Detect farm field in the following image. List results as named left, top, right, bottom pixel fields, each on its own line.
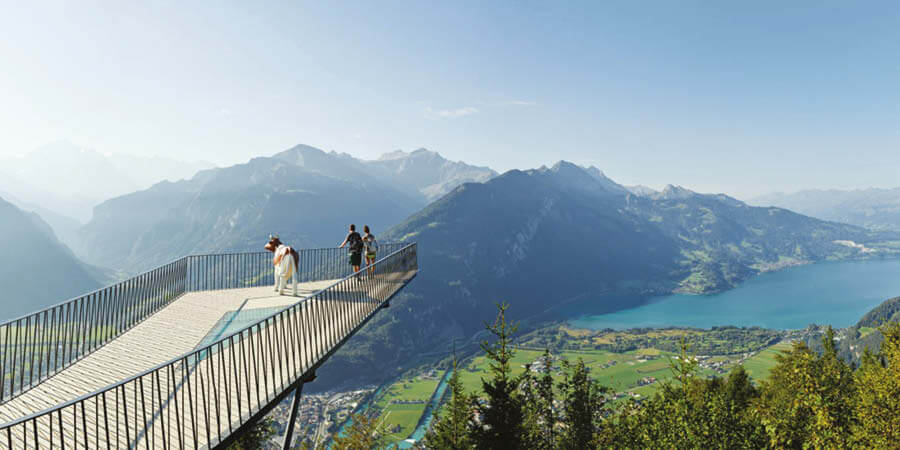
left=455, top=334, right=793, bottom=402
left=456, top=347, right=729, bottom=400
left=522, top=325, right=782, bottom=356
left=350, top=329, right=791, bottom=447
left=858, top=326, right=877, bottom=338
left=371, top=375, right=441, bottom=444
left=741, top=341, right=793, bottom=381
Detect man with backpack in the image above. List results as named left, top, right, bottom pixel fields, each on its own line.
left=339, top=224, right=364, bottom=278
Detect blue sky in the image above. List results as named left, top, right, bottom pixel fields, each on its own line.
left=1, top=1, right=898, bottom=197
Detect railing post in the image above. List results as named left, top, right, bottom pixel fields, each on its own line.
left=0, top=243, right=416, bottom=448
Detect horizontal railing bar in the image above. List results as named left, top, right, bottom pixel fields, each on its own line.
left=0, top=243, right=417, bottom=430
left=0, top=245, right=403, bottom=329
left=0, top=257, right=186, bottom=328
left=213, top=266, right=419, bottom=450
left=0, top=244, right=406, bottom=406
left=185, top=245, right=405, bottom=259
left=0, top=242, right=402, bottom=328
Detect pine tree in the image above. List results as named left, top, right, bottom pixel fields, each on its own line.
left=757, top=341, right=817, bottom=448
left=331, top=413, right=389, bottom=450
left=757, top=328, right=857, bottom=448
left=470, top=302, right=526, bottom=449
left=426, top=359, right=474, bottom=449
left=519, top=349, right=557, bottom=449
left=723, top=365, right=756, bottom=410
left=598, top=340, right=765, bottom=449
left=227, top=417, right=276, bottom=450
left=536, top=349, right=557, bottom=449
left=518, top=363, right=543, bottom=449
left=557, top=358, right=607, bottom=450
left=854, top=322, right=900, bottom=447
left=809, top=326, right=856, bottom=448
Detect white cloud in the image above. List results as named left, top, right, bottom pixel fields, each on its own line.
left=425, top=106, right=480, bottom=119
left=423, top=101, right=534, bottom=119
left=501, top=100, right=537, bottom=106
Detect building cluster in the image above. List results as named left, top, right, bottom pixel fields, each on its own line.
left=420, top=368, right=440, bottom=380
left=611, top=391, right=643, bottom=401
left=525, top=353, right=560, bottom=373
left=270, top=388, right=375, bottom=448
left=686, top=352, right=761, bottom=375
left=600, top=360, right=618, bottom=369
left=390, top=399, right=426, bottom=405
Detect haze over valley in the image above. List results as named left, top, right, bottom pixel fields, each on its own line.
left=750, top=188, right=900, bottom=232
left=4, top=141, right=900, bottom=381
left=0, top=141, right=214, bottom=222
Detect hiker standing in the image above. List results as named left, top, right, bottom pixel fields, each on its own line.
left=363, top=225, right=378, bottom=276
left=339, top=224, right=364, bottom=278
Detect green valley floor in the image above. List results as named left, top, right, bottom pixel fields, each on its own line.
left=334, top=324, right=799, bottom=448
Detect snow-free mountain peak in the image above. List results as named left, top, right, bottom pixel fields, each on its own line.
left=76, top=144, right=494, bottom=271
left=658, top=184, right=696, bottom=200
left=627, top=185, right=659, bottom=197
left=534, top=161, right=628, bottom=195
left=367, top=147, right=496, bottom=201
left=377, top=148, right=440, bottom=161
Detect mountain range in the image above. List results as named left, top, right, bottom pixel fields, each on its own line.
left=74, top=144, right=495, bottom=272
left=315, top=161, right=898, bottom=389
left=366, top=149, right=496, bottom=202
left=5, top=142, right=897, bottom=392
left=750, top=188, right=900, bottom=232
left=0, top=197, right=105, bottom=321
left=0, top=141, right=215, bottom=223
left=0, top=190, right=85, bottom=250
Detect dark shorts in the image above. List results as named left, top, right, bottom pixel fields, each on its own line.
left=349, top=252, right=362, bottom=266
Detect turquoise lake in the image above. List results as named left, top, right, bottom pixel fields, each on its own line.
left=567, top=258, right=900, bottom=330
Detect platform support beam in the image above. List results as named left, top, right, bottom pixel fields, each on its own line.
left=281, top=382, right=305, bottom=450
left=281, top=371, right=317, bottom=450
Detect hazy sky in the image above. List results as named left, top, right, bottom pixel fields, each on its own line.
left=2, top=1, right=899, bottom=198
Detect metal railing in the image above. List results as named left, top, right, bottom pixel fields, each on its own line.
left=0, top=242, right=417, bottom=448
left=0, top=243, right=408, bottom=405
left=0, top=259, right=188, bottom=405
left=184, top=244, right=407, bottom=292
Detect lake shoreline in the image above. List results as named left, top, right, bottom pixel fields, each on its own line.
left=565, top=257, right=900, bottom=331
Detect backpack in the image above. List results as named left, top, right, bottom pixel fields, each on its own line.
left=348, top=233, right=364, bottom=253
left=366, top=236, right=378, bottom=253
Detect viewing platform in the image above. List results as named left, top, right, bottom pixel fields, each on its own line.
left=0, top=243, right=418, bottom=449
